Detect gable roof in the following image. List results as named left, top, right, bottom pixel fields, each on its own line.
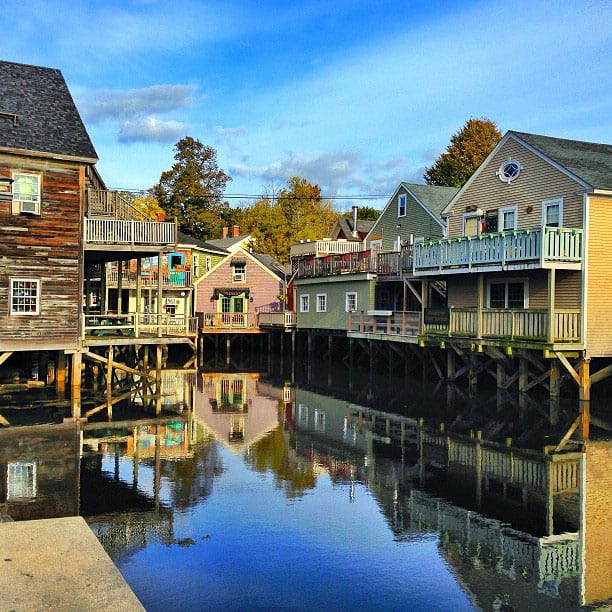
left=249, top=251, right=288, bottom=281
left=0, top=60, right=97, bottom=161
left=176, top=231, right=228, bottom=254
left=207, top=234, right=251, bottom=252
left=509, top=131, right=612, bottom=191
left=401, top=182, right=459, bottom=217
left=332, top=217, right=375, bottom=240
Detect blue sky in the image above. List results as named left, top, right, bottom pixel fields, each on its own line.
left=4, top=0, right=611, bottom=210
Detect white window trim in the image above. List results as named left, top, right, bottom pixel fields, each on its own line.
left=369, top=239, right=383, bottom=253
left=542, top=198, right=563, bottom=227
left=498, top=205, right=518, bottom=231
left=345, top=292, right=358, bottom=312
left=316, top=293, right=327, bottom=313
left=7, top=462, right=37, bottom=500
left=205, top=256, right=212, bottom=271
left=398, top=194, right=407, bottom=218
left=300, top=294, right=310, bottom=313
left=10, top=278, right=41, bottom=315
left=462, top=212, right=482, bottom=236
left=232, top=264, right=246, bottom=282
left=486, top=278, right=529, bottom=309
left=12, top=172, right=42, bottom=215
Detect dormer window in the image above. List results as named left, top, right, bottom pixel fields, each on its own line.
left=12, top=173, right=41, bottom=215
left=232, top=262, right=246, bottom=282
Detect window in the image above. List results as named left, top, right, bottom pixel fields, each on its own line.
left=192, top=254, right=200, bottom=276
left=463, top=213, right=481, bottom=236
left=316, top=294, right=327, bottom=313
left=232, top=263, right=246, bottom=282
left=542, top=198, right=563, bottom=227
left=487, top=279, right=528, bottom=309
left=298, top=404, right=309, bottom=426
left=10, top=278, right=40, bottom=315
left=345, top=292, right=357, bottom=312
left=206, top=256, right=212, bottom=271
left=314, top=409, right=326, bottom=432
left=7, top=462, right=37, bottom=500
left=12, top=173, right=41, bottom=215
left=221, top=296, right=231, bottom=313
left=497, top=160, right=521, bottom=183
left=300, top=294, right=310, bottom=313
left=398, top=194, right=407, bottom=217
left=169, top=253, right=184, bottom=269
left=499, top=206, right=518, bottom=231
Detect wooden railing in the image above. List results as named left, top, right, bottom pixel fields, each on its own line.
left=295, top=250, right=374, bottom=278
left=83, top=313, right=198, bottom=338
left=376, top=245, right=414, bottom=276
left=348, top=310, right=421, bottom=336
left=201, top=312, right=254, bottom=329
left=290, top=239, right=363, bottom=258
left=87, top=189, right=150, bottom=221
left=424, top=308, right=581, bottom=343
left=258, top=311, right=297, bottom=328
left=85, top=218, right=177, bottom=245
left=414, top=227, right=583, bottom=274
left=106, top=269, right=192, bottom=288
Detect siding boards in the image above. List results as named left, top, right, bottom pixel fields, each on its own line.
left=368, top=186, right=445, bottom=251
left=0, top=155, right=83, bottom=349
left=447, top=139, right=584, bottom=237
left=586, top=196, right=612, bottom=356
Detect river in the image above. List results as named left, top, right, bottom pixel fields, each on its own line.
left=0, top=353, right=610, bottom=611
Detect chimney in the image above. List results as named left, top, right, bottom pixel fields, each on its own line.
left=352, top=206, right=359, bottom=238
left=222, top=227, right=228, bottom=238
left=232, top=225, right=240, bottom=237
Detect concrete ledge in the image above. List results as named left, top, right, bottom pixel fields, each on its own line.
left=0, top=516, right=144, bottom=611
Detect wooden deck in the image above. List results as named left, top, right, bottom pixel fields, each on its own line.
left=414, top=226, right=583, bottom=275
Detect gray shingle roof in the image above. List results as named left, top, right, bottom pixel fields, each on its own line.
left=176, top=231, right=228, bottom=254
left=249, top=252, right=288, bottom=280
left=207, top=235, right=249, bottom=249
left=511, top=131, right=612, bottom=190
left=0, top=60, right=97, bottom=160
left=402, top=182, right=459, bottom=216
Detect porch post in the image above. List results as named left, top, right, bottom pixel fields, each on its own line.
left=476, top=273, right=483, bottom=339
left=420, top=280, right=428, bottom=335
left=136, top=258, right=142, bottom=337
left=157, top=250, right=164, bottom=337
left=101, top=262, right=108, bottom=314
left=117, top=260, right=123, bottom=314
left=547, top=268, right=556, bottom=344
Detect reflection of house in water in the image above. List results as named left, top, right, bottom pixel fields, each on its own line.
left=289, top=387, right=611, bottom=609
left=0, top=425, right=80, bottom=521
left=195, top=373, right=281, bottom=452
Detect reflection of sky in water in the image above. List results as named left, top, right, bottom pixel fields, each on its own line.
left=120, top=442, right=473, bottom=612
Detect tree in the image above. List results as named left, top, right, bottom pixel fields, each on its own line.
left=153, top=136, right=232, bottom=240
left=342, top=205, right=380, bottom=221
left=238, top=176, right=340, bottom=263
left=424, top=118, right=502, bottom=188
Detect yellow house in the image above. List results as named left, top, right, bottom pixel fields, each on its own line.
left=413, top=131, right=612, bottom=400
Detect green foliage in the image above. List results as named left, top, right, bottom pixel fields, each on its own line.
left=424, top=118, right=502, bottom=188
left=238, top=176, right=340, bottom=263
left=342, top=205, right=380, bottom=221
left=153, top=136, right=232, bottom=240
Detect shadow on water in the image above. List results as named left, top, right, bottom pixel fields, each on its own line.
left=0, top=351, right=610, bottom=610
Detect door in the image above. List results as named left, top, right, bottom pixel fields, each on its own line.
left=219, top=294, right=246, bottom=327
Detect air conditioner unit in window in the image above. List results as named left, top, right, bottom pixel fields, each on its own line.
left=19, top=200, right=38, bottom=214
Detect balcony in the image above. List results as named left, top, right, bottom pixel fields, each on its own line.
left=107, top=269, right=192, bottom=289
left=85, top=189, right=177, bottom=248
left=201, top=313, right=255, bottom=330
left=83, top=313, right=198, bottom=340
left=258, top=311, right=297, bottom=328
left=414, top=227, right=583, bottom=275
left=290, top=239, right=363, bottom=258
left=423, top=307, right=582, bottom=345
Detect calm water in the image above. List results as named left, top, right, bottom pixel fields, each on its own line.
left=1, top=355, right=610, bottom=611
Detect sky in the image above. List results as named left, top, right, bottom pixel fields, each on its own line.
left=3, top=0, right=611, bottom=211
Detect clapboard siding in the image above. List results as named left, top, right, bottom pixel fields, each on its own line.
left=447, top=138, right=584, bottom=237
left=0, top=154, right=83, bottom=349
left=586, top=196, right=612, bottom=356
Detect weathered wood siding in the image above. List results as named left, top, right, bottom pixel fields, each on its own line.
left=195, top=250, right=283, bottom=318
left=0, top=154, right=84, bottom=351
left=586, top=195, right=612, bottom=356
left=446, top=137, right=584, bottom=237
left=367, top=186, right=445, bottom=251
left=295, top=276, right=374, bottom=330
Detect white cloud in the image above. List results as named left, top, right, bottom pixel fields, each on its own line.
left=80, top=84, right=196, bottom=123
left=118, top=117, right=187, bottom=143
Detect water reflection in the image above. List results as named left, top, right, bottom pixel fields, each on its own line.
left=0, top=366, right=610, bottom=610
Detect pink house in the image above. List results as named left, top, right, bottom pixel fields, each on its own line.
left=193, top=237, right=287, bottom=330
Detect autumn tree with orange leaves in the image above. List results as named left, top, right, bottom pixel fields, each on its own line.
left=424, top=118, right=502, bottom=188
